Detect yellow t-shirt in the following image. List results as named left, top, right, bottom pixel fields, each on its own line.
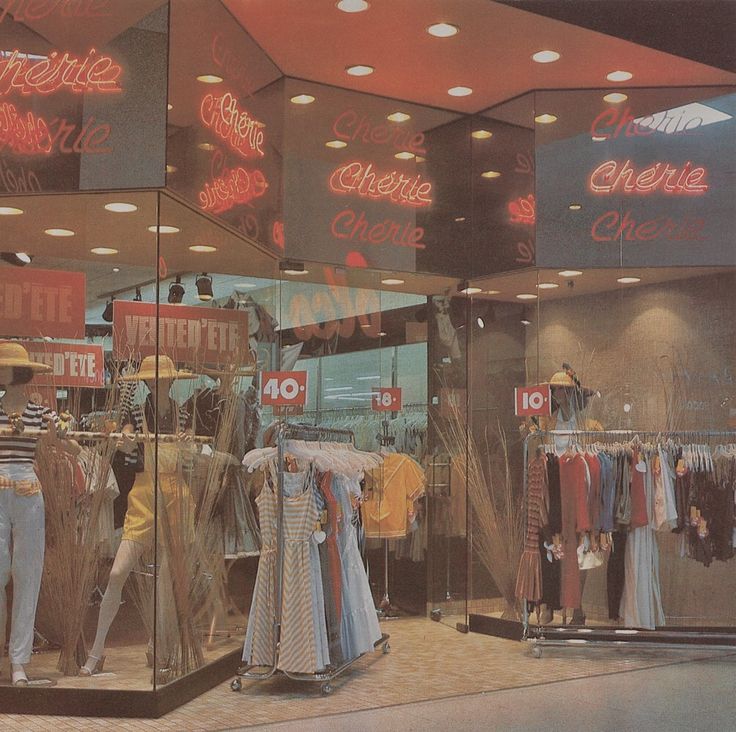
left=362, top=453, right=426, bottom=539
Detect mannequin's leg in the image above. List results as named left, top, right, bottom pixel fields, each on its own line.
left=0, top=493, right=11, bottom=666
left=82, top=539, right=143, bottom=673
left=8, top=492, right=45, bottom=684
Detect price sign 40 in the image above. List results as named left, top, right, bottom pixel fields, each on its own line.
left=261, top=371, right=307, bottom=406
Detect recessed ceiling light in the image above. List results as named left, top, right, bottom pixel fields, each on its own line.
left=415, top=155, right=426, bottom=163
left=568, top=203, right=582, bottom=211
left=591, top=136, right=606, bottom=142
left=535, top=113, right=557, bottom=124
left=617, top=276, right=641, bottom=284
left=346, top=64, right=374, bottom=76
left=378, top=330, right=388, bottom=336
left=454, top=216, right=466, bottom=222
left=283, top=268, right=309, bottom=276
left=148, top=225, right=180, bottom=234
left=537, top=282, right=559, bottom=289
left=476, top=316, right=485, bottom=328
left=0, top=206, right=23, bottom=215
left=90, top=247, right=118, bottom=255
left=387, top=111, right=410, bottom=122
left=558, top=270, right=583, bottom=277
left=427, top=22, right=459, bottom=37
left=336, top=0, right=369, bottom=12
left=516, top=293, right=538, bottom=300
left=325, top=139, right=348, bottom=148
left=603, top=92, right=628, bottom=103
left=607, top=70, right=633, bottom=82
left=112, top=267, right=120, bottom=272
left=44, top=228, right=74, bottom=237
left=105, top=202, right=138, bottom=213
left=481, top=170, right=501, bottom=178
left=460, top=286, right=482, bottom=295
left=521, top=318, right=532, bottom=326
left=197, top=74, right=223, bottom=83
left=189, top=244, right=217, bottom=253
left=532, top=50, right=561, bottom=63
left=166, top=164, right=177, bottom=173
left=394, top=151, right=415, bottom=160
left=167, top=103, right=173, bottom=110
left=290, top=94, right=315, bottom=105
left=448, top=86, right=472, bottom=97
left=471, top=129, right=493, bottom=139
left=198, top=142, right=216, bottom=151
left=381, top=278, right=405, bottom=285
left=484, top=290, right=501, bottom=295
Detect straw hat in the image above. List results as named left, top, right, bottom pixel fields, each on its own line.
left=121, top=355, right=197, bottom=381
left=0, top=342, right=52, bottom=373
left=543, top=368, right=596, bottom=396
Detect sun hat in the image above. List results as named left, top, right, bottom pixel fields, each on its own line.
left=0, top=342, right=52, bottom=373
left=543, top=364, right=596, bottom=396
left=121, top=354, right=197, bottom=381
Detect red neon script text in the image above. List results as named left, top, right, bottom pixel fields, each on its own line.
left=591, top=210, right=706, bottom=242
left=330, top=162, right=432, bottom=208
left=0, top=0, right=111, bottom=23
left=0, top=48, right=122, bottom=96
left=200, top=91, right=265, bottom=159
left=0, top=102, right=51, bottom=154
left=508, top=194, right=535, bottom=225
left=589, top=159, right=708, bottom=195
left=331, top=209, right=425, bottom=249
left=332, top=110, right=426, bottom=153
left=198, top=167, right=268, bottom=214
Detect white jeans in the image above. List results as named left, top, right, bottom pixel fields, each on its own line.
left=0, top=489, right=45, bottom=665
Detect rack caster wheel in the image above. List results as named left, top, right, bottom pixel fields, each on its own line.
left=382, top=642, right=391, bottom=654
left=531, top=646, right=542, bottom=659
left=320, top=682, right=333, bottom=696
left=231, top=677, right=242, bottom=691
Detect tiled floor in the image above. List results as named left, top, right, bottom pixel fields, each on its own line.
left=0, top=617, right=732, bottom=731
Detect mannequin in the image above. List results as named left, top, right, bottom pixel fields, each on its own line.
left=81, top=355, right=196, bottom=677
left=0, top=342, right=77, bottom=686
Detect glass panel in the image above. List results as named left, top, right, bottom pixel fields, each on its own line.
left=0, top=189, right=158, bottom=688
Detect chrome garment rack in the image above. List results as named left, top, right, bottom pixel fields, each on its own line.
left=521, top=429, right=736, bottom=658
left=232, top=422, right=390, bottom=696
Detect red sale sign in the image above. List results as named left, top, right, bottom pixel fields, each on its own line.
left=22, top=340, right=104, bottom=388
left=261, top=371, right=307, bottom=407
left=0, top=268, right=86, bottom=339
left=371, top=387, right=402, bottom=412
left=112, top=300, right=249, bottom=365
left=514, top=385, right=552, bottom=417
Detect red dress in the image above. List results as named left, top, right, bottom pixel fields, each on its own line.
left=630, top=449, right=649, bottom=529
left=560, top=453, right=590, bottom=609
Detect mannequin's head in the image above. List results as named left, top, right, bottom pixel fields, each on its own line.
left=0, top=366, right=34, bottom=389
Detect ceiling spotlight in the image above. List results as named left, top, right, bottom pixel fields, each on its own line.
left=458, top=281, right=482, bottom=295
left=168, top=275, right=185, bottom=304
left=346, top=64, right=374, bottom=76
left=112, top=267, right=120, bottom=273
left=516, top=293, right=538, bottom=300
left=427, top=22, right=459, bottom=37
left=198, top=142, right=216, bottom=151
left=607, top=70, right=633, bottom=82
left=102, top=297, right=114, bottom=322
left=381, top=278, right=405, bottom=285
left=481, top=170, right=501, bottom=178
left=1, top=252, right=32, bottom=266
left=44, top=228, right=75, bottom=237
left=105, top=202, right=138, bottom=213
left=394, top=151, right=415, bottom=160
left=325, top=139, right=348, bottom=148
left=617, top=276, right=641, bottom=284
left=336, top=0, right=369, bottom=12
left=476, top=316, right=485, bottom=328
left=196, top=74, right=223, bottom=83
left=166, top=164, right=178, bottom=173
left=568, top=203, right=582, bottom=211
left=591, top=136, right=607, bottom=142
left=189, top=244, right=217, bottom=252
left=484, top=290, right=501, bottom=295
left=535, top=113, right=557, bottom=124
left=134, top=287, right=142, bottom=301
left=90, top=247, right=118, bottom=255
left=290, top=94, right=316, bottom=105
left=167, top=103, right=173, bottom=110
left=387, top=112, right=411, bottom=122
left=378, top=330, right=388, bottom=337
left=532, top=50, right=560, bottom=63
left=0, top=207, right=23, bottom=215
left=448, top=86, right=472, bottom=97
left=558, top=270, right=583, bottom=277
left=148, top=225, right=180, bottom=234
left=471, top=130, right=493, bottom=139
left=603, top=92, right=628, bottom=104
left=196, top=273, right=213, bottom=301
left=454, top=216, right=466, bottom=222
left=537, top=282, right=559, bottom=290
left=521, top=318, right=532, bottom=326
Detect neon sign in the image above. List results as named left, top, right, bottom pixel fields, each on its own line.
left=200, top=91, right=265, bottom=159
left=331, top=209, right=425, bottom=249
left=198, top=166, right=268, bottom=214
left=329, top=161, right=432, bottom=207
left=588, top=159, right=708, bottom=195
left=0, top=0, right=112, bottom=23
left=0, top=48, right=122, bottom=96
left=508, top=194, right=535, bottom=225
left=591, top=210, right=706, bottom=242
left=332, top=110, right=426, bottom=154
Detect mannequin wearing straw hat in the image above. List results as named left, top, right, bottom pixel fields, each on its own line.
left=81, top=355, right=196, bottom=677
left=0, top=342, right=75, bottom=686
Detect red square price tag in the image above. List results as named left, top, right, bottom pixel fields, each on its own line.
left=514, top=385, right=552, bottom=417
left=372, top=387, right=402, bottom=412
left=261, top=371, right=308, bottom=407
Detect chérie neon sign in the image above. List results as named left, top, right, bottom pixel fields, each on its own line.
left=508, top=194, right=535, bottom=225
left=0, top=0, right=112, bottom=23
left=329, top=161, right=432, bottom=208
left=198, top=166, right=268, bottom=214
left=588, top=159, right=708, bottom=195
left=332, top=110, right=426, bottom=154
left=200, top=91, right=265, bottom=159
left=0, top=48, right=122, bottom=96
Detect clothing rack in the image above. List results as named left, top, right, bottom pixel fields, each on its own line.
left=233, top=421, right=390, bottom=695
left=0, top=428, right=213, bottom=443
left=522, top=429, right=736, bottom=658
